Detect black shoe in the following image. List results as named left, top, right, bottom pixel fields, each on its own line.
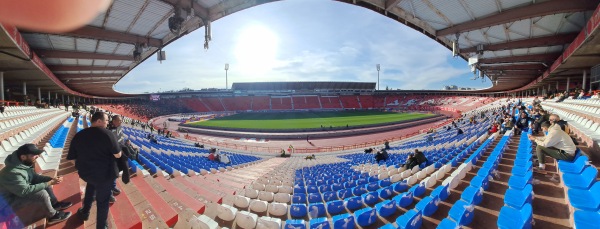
left=48, top=211, right=72, bottom=224
left=109, top=195, right=116, bottom=204
left=112, top=187, right=121, bottom=195
left=77, top=208, right=89, bottom=221
left=52, top=201, right=73, bottom=211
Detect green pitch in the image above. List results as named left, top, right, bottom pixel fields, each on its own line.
left=188, top=111, right=434, bottom=130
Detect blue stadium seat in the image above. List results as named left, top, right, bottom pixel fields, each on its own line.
left=378, top=178, right=391, bottom=188
left=309, top=217, right=330, bottom=229
left=511, top=161, right=532, bottom=177
left=361, top=191, right=379, bottom=205
left=375, top=200, right=396, bottom=217
left=393, top=181, right=409, bottom=193
left=332, top=213, right=355, bottom=229
left=568, top=182, right=600, bottom=211
left=345, top=196, right=363, bottom=210
left=409, top=184, right=425, bottom=197
left=437, top=218, right=459, bottom=229
left=395, top=209, right=422, bottom=229
left=319, top=185, right=331, bottom=193
left=461, top=186, right=483, bottom=205
left=322, top=191, right=338, bottom=202
left=563, top=166, right=597, bottom=190
left=507, top=171, right=533, bottom=190
left=573, top=210, right=600, bottom=229
left=504, top=184, right=533, bottom=209
left=331, top=183, right=344, bottom=191
left=393, top=192, right=414, bottom=208
left=470, top=175, right=489, bottom=190
left=307, top=185, right=319, bottom=193
left=430, top=185, right=449, bottom=201
left=308, top=203, right=326, bottom=218
left=326, top=200, right=345, bottom=215
left=351, top=186, right=368, bottom=196
left=290, top=204, right=308, bottom=218
left=448, top=200, right=474, bottom=226
left=286, top=219, right=306, bottom=229
left=377, top=187, right=394, bottom=199
left=293, top=194, right=307, bottom=204
left=308, top=193, right=323, bottom=203
left=379, top=223, right=395, bottom=229
left=355, top=207, right=377, bottom=227
left=338, top=189, right=353, bottom=199
left=294, top=186, right=306, bottom=194
left=497, top=203, right=532, bottom=229
left=558, top=154, right=587, bottom=174
left=415, top=196, right=440, bottom=216
left=366, top=182, right=380, bottom=191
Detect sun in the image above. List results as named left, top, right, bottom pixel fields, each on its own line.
left=234, top=24, right=279, bottom=73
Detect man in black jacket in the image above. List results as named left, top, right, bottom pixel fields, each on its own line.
left=67, top=111, right=122, bottom=229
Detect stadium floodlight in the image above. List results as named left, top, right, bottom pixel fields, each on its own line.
left=376, top=64, right=380, bottom=90
left=225, top=63, right=229, bottom=90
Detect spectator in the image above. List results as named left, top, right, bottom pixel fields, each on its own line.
left=514, top=112, right=531, bottom=135
left=403, top=154, right=415, bottom=169
left=384, top=140, right=390, bottom=150
left=364, top=148, right=373, bottom=154
left=427, top=134, right=433, bottom=142
left=528, top=120, right=576, bottom=174
left=67, top=111, right=122, bottom=228
left=123, top=139, right=140, bottom=162
left=0, top=144, right=72, bottom=225
left=456, top=128, right=464, bottom=136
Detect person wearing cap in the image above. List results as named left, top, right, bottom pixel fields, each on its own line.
left=528, top=117, right=577, bottom=174
left=0, top=144, right=72, bottom=225
left=67, top=111, right=121, bottom=229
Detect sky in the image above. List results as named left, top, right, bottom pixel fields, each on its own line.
left=114, top=0, right=492, bottom=94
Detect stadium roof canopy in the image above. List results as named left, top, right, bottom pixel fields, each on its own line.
left=0, top=0, right=599, bottom=98
left=232, top=82, right=376, bottom=91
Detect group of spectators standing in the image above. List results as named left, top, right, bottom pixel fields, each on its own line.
left=0, top=110, right=143, bottom=228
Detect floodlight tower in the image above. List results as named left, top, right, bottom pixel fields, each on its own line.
left=376, top=64, right=380, bottom=90
left=225, top=63, right=229, bottom=90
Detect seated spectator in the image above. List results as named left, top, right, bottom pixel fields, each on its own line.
left=304, top=154, right=316, bottom=160
left=414, top=149, right=428, bottom=166
left=123, top=139, right=140, bottom=162
left=208, top=148, right=220, bottom=162
left=375, top=149, right=389, bottom=163
left=403, top=154, right=415, bottom=169
left=591, top=91, right=599, bottom=99
left=514, top=112, right=531, bottom=135
left=364, top=148, right=373, bottom=154
left=528, top=120, right=576, bottom=174
left=456, top=128, right=464, bottom=136
left=427, top=134, right=433, bottom=142
left=384, top=141, right=390, bottom=150
left=0, top=144, right=73, bottom=225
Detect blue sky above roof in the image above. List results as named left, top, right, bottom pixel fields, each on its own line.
left=115, top=0, right=492, bottom=93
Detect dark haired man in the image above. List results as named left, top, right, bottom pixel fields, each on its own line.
left=68, top=111, right=122, bottom=229
left=0, top=144, right=72, bottom=225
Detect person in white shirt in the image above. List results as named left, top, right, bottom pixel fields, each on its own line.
left=528, top=114, right=576, bottom=174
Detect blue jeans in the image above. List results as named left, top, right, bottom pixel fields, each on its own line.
left=81, top=179, right=113, bottom=229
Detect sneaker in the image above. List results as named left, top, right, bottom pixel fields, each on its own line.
left=112, top=187, right=121, bottom=195
left=47, top=211, right=72, bottom=224
left=77, top=208, right=89, bottom=221
left=52, top=201, right=73, bottom=211
left=109, top=195, right=116, bottom=204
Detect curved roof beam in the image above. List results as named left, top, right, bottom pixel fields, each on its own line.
left=47, top=65, right=128, bottom=71
left=479, top=53, right=561, bottom=64
left=461, top=33, right=578, bottom=53
left=26, top=26, right=163, bottom=47
left=36, top=49, right=133, bottom=61
left=385, top=0, right=403, bottom=11
left=437, top=0, right=598, bottom=36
